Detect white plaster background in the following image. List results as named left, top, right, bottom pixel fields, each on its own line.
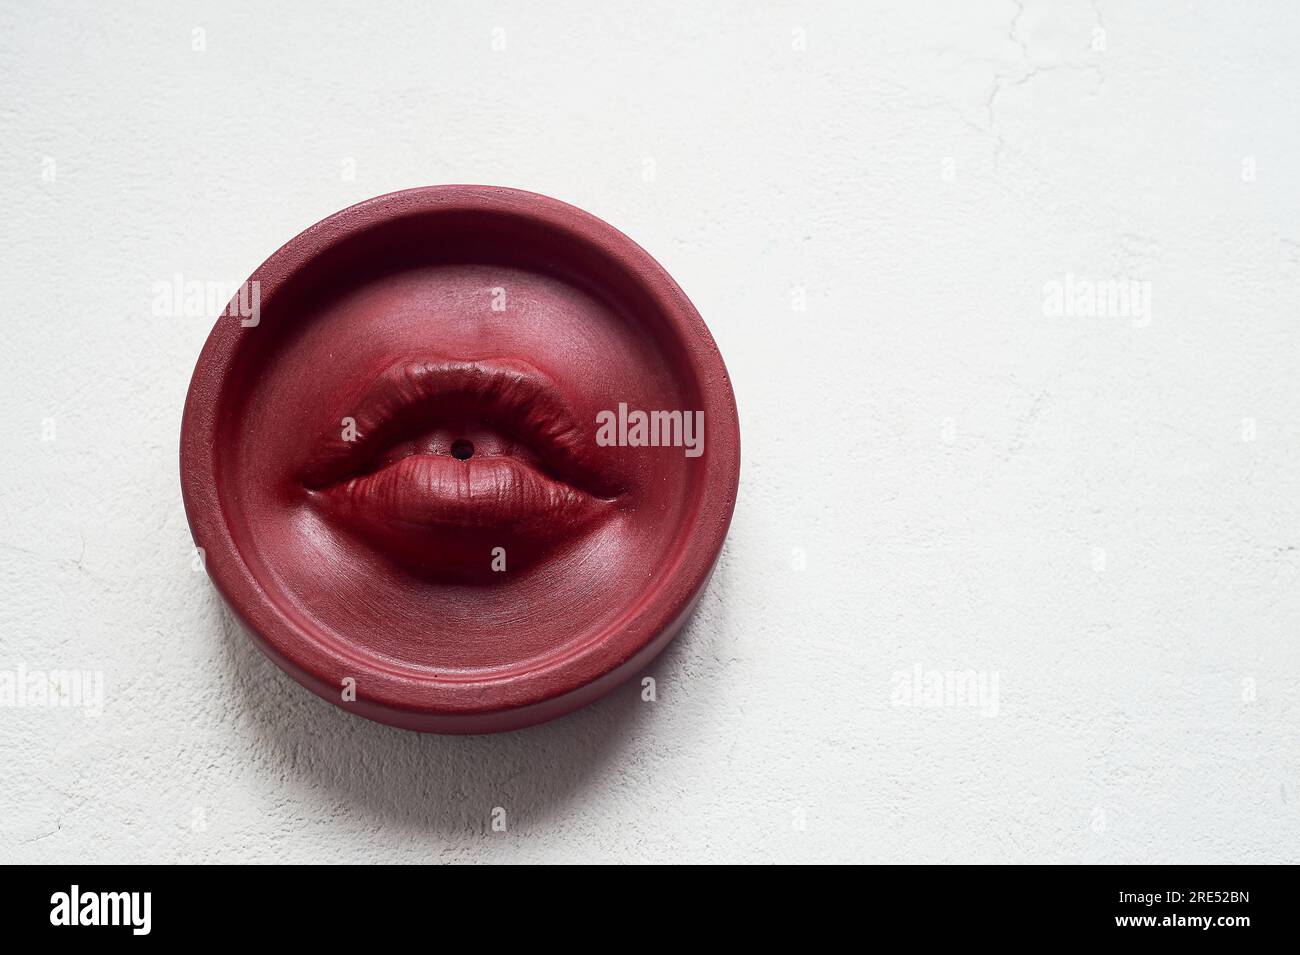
left=2, top=0, right=1297, bottom=864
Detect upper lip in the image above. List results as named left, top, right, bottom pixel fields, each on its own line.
left=301, top=358, right=620, bottom=529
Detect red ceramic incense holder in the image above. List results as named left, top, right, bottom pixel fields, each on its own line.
left=180, top=186, right=740, bottom=733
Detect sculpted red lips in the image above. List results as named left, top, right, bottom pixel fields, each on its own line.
left=301, top=358, right=621, bottom=572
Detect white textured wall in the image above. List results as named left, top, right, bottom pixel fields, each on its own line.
left=2, top=0, right=1297, bottom=864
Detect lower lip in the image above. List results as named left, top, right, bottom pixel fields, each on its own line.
left=324, top=453, right=600, bottom=532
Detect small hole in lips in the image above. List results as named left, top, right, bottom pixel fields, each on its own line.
left=451, top=438, right=474, bottom=460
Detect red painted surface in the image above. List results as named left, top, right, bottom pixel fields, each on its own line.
left=180, top=185, right=740, bottom=733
